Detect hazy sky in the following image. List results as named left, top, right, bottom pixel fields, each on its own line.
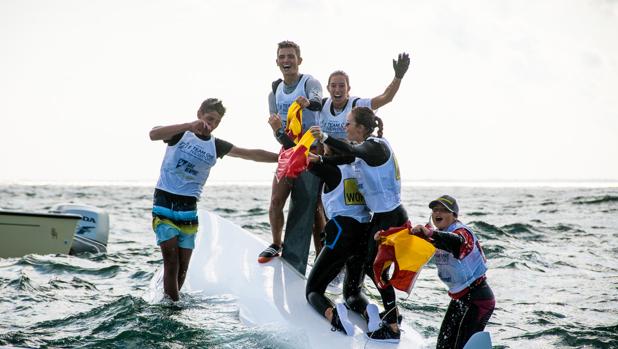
left=1, top=0, right=617, bottom=183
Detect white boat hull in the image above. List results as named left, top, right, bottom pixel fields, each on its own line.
left=149, top=210, right=427, bottom=348
left=0, top=211, right=81, bottom=258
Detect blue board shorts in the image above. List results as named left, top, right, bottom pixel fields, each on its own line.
left=152, top=189, right=198, bottom=250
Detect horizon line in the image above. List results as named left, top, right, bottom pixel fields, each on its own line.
left=1, top=179, right=617, bottom=188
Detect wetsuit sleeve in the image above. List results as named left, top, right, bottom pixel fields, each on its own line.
left=305, top=76, right=323, bottom=112
left=308, top=162, right=341, bottom=192
left=322, top=154, right=355, bottom=166
left=431, top=228, right=473, bottom=259
left=214, top=138, right=234, bottom=158
left=276, top=131, right=296, bottom=149
left=164, top=132, right=184, bottom=146
left=324, top=137, right=390, bottom=166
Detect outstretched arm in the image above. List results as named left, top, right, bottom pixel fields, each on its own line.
left=309, top=126, right=390, bottom=166
left=370, top=52, right=410, bottom=110
left=226, top=146, right=279, bottom=163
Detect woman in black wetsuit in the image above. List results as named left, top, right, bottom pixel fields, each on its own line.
left=304, top=146, right=382, bottom=336
left=267, top=116, right=382, bottom=336
left=310, top=107, right=408, bottom=343
left=412, top=195, right=495, bottom=349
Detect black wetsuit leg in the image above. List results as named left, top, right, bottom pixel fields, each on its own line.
left=342, top=223, right=371, bottom=314
left=436, top=280, right=496, bottom=349
left=365, top=205, right=409, bottom=324
left=306, top=216, right=369, bottom=317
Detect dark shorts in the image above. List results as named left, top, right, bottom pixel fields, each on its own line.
left=152, top=189, right=198, bottom=249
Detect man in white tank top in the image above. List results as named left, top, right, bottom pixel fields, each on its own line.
left=259, top=41, right=324, bottom=276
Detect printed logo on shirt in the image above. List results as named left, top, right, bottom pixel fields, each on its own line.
left=176, top=159, right=198, bottom=176
left=434, top=251, right=449, bottom=265
left=277, top=102, right=292, bottom=118
left=322, top=120, right=345, bottom=135
left=177, top=141, right=216, bottom=165
left=343, top=178, right=366, bottom=205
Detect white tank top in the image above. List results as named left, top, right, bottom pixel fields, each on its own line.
left=156, top=132, right=217, bottom=198
left=319, top=97, right=371, bottom=140
left=433, top=221, right=488, bottom=293
left=321, top=164, right=371, bottom=223
left=352, top=137, right=401, bottom=213
left=275, top=74, right=319, bottom=132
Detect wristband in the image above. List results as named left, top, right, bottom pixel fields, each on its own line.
left=275, top=127, right=285, bottom=138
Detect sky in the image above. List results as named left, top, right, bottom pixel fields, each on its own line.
left=1, top=0, right=617, bottom=184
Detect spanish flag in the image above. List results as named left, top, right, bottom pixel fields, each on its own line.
left=373, top=222, right=436, bottom=294
left=276, top=130, right=315, bottom=181
left=286, top=101, right=303, bottom=143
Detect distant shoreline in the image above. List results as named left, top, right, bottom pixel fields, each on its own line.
left=1, top=179, right=617, bottom=188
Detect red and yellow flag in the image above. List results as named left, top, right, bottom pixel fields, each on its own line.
left=285, top=101, right=303, bottom=143
left=276, top=130, right=315, bottom=181
left=373, top=222, right=436, bottom=294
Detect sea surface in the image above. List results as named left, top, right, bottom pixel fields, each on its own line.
left=0, top=183, right=617, bottom=349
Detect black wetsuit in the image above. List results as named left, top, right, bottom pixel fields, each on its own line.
left=429, top=229, right=496, bottom=349
left=305, top=157, right=372, bottom=316
left=323, top=136, right=407, bottom=325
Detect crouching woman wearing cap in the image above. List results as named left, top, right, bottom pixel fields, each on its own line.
left=412, top=195, right=495, bottom=349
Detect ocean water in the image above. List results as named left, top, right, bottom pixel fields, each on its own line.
left=1, top=183, right=617, bottom=349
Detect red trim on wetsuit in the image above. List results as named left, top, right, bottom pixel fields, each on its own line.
left=454, top=227, right=475, bottom=259
left=447, top=228, right=486, bottom=300
left=448, top=275, right=487, bottom=300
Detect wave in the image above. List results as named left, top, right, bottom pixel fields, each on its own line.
left=547, top=223, right=587, bottom=235
left=496, top=260, right=546, bottom=272
left=244, top=207, right=268, bottom=216
left=242, top=222, right=270, bottom=231
left=469, top=221, right=546, bottom=241
left=468, top=221, right=505, bottom=238
left=571, top=195, right=618, bottom=205
left=213, top=207, right=238, bottom=214
left=0, top=294, right=306, bottom=349
left=16, top=255, right=120, bottom=277
left=516, top=323, right=618, bottom=348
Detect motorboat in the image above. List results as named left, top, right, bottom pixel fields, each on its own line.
left=0, top=204, right=110, bottom=258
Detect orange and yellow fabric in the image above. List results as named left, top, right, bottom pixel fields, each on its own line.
left=276, top=130, right=315, bottom=181
left=373, top=222, right=436, bottom=294
left=285, top=101, right=303, bottom=143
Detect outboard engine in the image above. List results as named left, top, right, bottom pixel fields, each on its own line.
left=51, top=203, right=110, bottom=254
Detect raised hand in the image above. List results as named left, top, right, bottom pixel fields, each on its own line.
left=393, top=52, right=410, bottom=79
left=190, top=119, right=209, bottom=136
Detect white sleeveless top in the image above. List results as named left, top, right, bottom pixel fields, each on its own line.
left=275, top=74, right=319, bottom=132
left=319, top=97, right=371, bottom=140
left=352, top=137, right=401, bottom=213
left=156, top=132, right=217, bottom=198
left=321, top=164, right=371, bottom=223
left=433, top=221, right=488, bottom=293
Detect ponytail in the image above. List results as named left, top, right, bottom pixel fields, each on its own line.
left=375, top=116, right=384, bottom=138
